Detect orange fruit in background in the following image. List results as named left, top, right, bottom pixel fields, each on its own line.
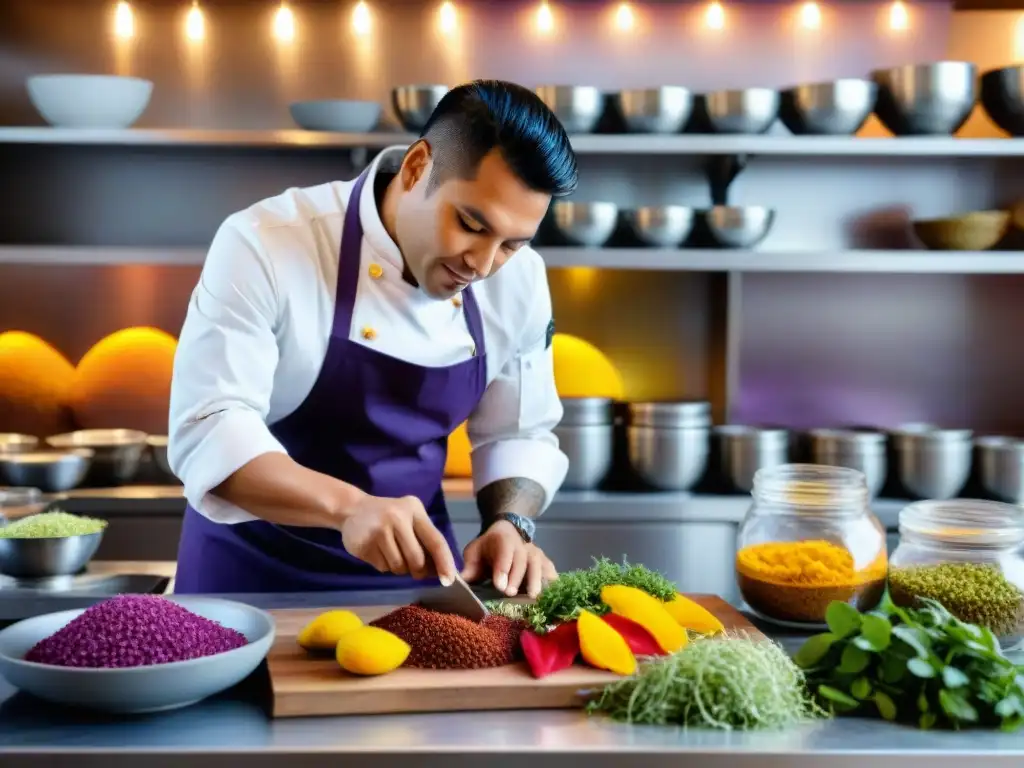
left=0, top=331, right=76, bottom=437
left=444, top=421, right=472, bottom=477
left=551, top=333, right=625, bottom=400
left=70, top=327, right=178, bottom=435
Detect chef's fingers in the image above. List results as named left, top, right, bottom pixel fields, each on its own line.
left=378, top=531, right=408, bottom=575
left=490, top=538, right=516, bottom=593
left=394, top=520, right=428, bottom=579
left=504, top=546, right=528, bottom=597
left=542, top=557, right=558, bottom=583
left=366, top=545, right=390, bottom=574
left=525, top=550, right=545, bottom=599
left=413, top=514, right=457, bottom=586
left=460, top=539, right=484, bottom=583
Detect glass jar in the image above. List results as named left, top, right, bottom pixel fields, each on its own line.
left=889, top=499, right=1024, bottom=649
left=735, top=463, right=888, bottom=627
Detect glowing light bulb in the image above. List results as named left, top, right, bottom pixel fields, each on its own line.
left=799, top=1, right=821, bottom=30
left=615, top=3, right=634, bottom=31
left=439, top=1, right=457, bottom=34
left=352, top=1, right=371, bottom=36
left=705, top=1, right=725, bottom=30
left=114, top=1, right=134, bottom=39
left=889, top=1, right=908, bottom=31
left=1016, top=14, right=1024, bottom=61
left=536, top=2, right=553, bottom=34
left=274, top=2, right=295, bottom=42
left=186, top=1, right=205, bottom=41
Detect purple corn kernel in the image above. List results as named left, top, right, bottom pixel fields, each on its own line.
left=24, top=595, right=248, bottom=668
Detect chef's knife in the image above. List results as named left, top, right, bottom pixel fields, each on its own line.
left=414, top=573, right=490, bottom=622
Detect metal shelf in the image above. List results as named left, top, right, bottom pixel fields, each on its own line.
left=1, top=127, right=1023, bottom=157
left=50, top=480, right=908, bottom=527
left=4, top=245, right=1024, bottom=274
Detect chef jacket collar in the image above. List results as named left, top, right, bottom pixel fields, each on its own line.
left=358, top=145, right=409, bottom=274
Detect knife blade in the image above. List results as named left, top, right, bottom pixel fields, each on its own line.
left=414, top=573, right=490, bottom=622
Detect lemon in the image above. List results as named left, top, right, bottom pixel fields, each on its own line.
left=551, top=333, right=625, bottom=399
left=336, top=626, right=410, bottom=675
left=296, top=610, right=363, bottom=651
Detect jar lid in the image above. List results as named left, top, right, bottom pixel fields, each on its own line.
left=898, top=499, right=1024, bottom=548
left=752, top=463, right=869, bottom=512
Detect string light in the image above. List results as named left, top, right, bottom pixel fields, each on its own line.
left=186, top=1, right=205, bottom=41
left=352, top=1, right=371, bottom=36
left=536, top=1, right=554, bottom=34
left=705, top=1, right=725, bottom=30
left=114, top=1, right=135, bottom=39
left=799, top=1, right=821, bottom=30
left=615, top=3, right=634, bottom=32
left=439, top=1, right=457, bottom=34
left=274, top=1, right=295, bottom=42
left=889, top=1, right=908, bottom=31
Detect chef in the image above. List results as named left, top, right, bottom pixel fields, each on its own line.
left=168, top=80, right=577, bottom=599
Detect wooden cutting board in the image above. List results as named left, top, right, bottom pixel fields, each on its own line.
left=265, top=594, right=763, bottom=718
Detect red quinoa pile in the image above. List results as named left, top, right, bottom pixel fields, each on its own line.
left=369, top=605, right=524, bottom=669
left=25, top=595, right=248, bottom=668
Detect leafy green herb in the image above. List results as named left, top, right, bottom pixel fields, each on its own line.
left=795, top=595, right=1024, bottom=731
left=526, top=557, right=676, bottom=632
left=587, top=632, right=825, bottom=730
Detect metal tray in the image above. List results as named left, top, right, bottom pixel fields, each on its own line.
left=0, top=573, right=170, bottom=624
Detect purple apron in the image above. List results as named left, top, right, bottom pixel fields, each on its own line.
left=173, top=170, right=487, bottom=593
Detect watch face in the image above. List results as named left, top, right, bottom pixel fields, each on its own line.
left=512, top=514, right=536, bottom=542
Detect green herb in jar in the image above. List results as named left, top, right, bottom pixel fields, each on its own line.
left=888, top=562, right=1024, bottom=639
left=0, top=510, right=107, bottom=539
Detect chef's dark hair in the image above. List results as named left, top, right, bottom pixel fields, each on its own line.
left=418, top=80, right=578, bottom=198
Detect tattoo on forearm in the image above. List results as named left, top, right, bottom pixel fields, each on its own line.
left=476, top=478, right=545, bottom=524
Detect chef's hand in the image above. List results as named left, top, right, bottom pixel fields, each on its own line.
left=460, top=520, right=557, bottom=599
left=340, top=495, right=458, bottom=584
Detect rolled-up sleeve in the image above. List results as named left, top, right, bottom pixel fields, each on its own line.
left=467, top=265, right=568, bottom=515
left=167, top=214, right=288, bottom=524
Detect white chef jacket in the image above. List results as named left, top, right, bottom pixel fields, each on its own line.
left=167, top=146, right=568, bottom=525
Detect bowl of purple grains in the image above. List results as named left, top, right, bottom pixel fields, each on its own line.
left=0, top=594, right=275, bottom=714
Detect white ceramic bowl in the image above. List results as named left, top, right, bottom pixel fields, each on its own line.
left=0, top=596, right=275, bottom=714
left=289, top=99, right=382, bottom=132
left=26, top=75, right=154, bottom=128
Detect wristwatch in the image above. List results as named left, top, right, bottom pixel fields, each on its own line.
left=484, top=512, right=536, bottom=543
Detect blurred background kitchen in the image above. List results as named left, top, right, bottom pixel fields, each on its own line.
left=0, top=0, right=1023, bottom=607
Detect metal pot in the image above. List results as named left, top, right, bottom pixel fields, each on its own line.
left=626, top=425, right=709, bottom=492
left=808, top=428, right=887, bottom=499
left=555, top=398, right=615, bottom=490
left=892, top=428, right=972, bottom=500
left=712, top=425, right=790, bottom=493
left=975, top=436, right=1024, bottom=504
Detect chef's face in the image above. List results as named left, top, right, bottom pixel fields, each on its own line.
left=393, top=142, right=551, bottom=300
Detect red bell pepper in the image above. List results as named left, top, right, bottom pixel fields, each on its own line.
left=520, top=620, right=580, bottom=678
left=601, top=613, right=665, bottom=657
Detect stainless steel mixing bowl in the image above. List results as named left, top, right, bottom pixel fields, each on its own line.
left=980, top=65, right=1024, bottom=137
left=0, top=530, right=104, bottom=578
left=535, top=85, right=605, bottom=133
left=780, top=78, right=877, bottom=135
left=614, top=87, right=693, bottom=133
left=704, top=206, right=775, bottom=248
left=872, top=61, right=977, bottom=136
left=0, top=449, right=93, bottom=493
left=623, top=205, right=694, bottom=248
left=808, top=428, right=887, bottom=498
left=0, top=434, right=39, bottom=454
left=550, top=201, right=619, bottom=246
left=702, top=88, right=779, bottom=134
left=392, top=84, right=449, bottom=132
left=45, top=429, right=147, bottom=486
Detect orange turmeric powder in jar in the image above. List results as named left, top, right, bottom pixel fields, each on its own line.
left=735, top=465, right=889, bottom=625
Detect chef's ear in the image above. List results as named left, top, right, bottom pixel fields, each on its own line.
left=399, top=139, right=433, bottom=190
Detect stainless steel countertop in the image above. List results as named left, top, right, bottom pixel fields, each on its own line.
left=1, top=589, right=1023, bottom=767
